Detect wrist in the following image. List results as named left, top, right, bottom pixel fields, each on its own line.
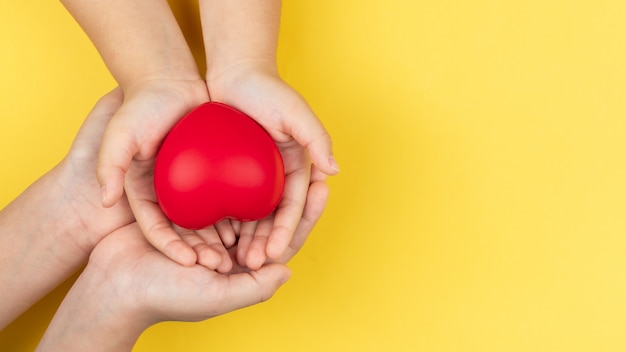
left=206, top=58, right=277, bottom=99
left=23, top=165, right=93, bottom=255
left=50, top=163, right=103, bottom=253
left=120, top=61, right=204, bottom=92
left=199, top=0, right=281, bottom=90
left=122, top=75, right=209, bottom=110
left=36, top=255, right=149, bottom=351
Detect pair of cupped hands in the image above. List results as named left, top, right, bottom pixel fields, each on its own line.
left=61, top=63, right=335, bottom=322
left=98, top=62, right=337, bottom=272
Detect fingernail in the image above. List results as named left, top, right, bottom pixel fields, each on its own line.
left=280, top=272, right=292, bottom=285
left=329, top=156, right=340, bottom=173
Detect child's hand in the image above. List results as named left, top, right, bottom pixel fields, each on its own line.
left=96, top=79, right=230, bottom=269
left=207, top=63, right=338, bottom=269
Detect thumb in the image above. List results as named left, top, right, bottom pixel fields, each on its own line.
left=213, top=264, right=292, bottom=315
left=287, top=101, right=340, bottom=176
left=96, top=119, right=138, bottom=208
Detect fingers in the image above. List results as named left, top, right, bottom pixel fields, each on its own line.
left=236, top=221, right=259, bottom=267
left=265, top=163, right=309, bottom=260
left=286, top=99, right=340, bottom=176
left=209, top=264, right=291, bottom=317
left=88, top=88, right=125, bottom=123
left=310, top=163, right=329, bottom=184
left=124, top=171, right=197, bottom=266
left=236, top=165, right=329, bottom=268
left=97, top=114, right=138, bottom=208
left=214, top=219, right=237, bottom=248
left=184, top=227, right=233, bottom=273
left=137, top=210, right=197, bottom=267
left=278, top=165, right=330, bottom=263
left=244, top=219, right=273, bottom=270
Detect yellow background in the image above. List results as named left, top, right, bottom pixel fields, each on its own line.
left=2, top=0, right=626, bottom=351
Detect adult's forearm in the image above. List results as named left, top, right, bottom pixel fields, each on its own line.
left=61, top=0, right=200, bottom=87
left=35, top=252, right=146, bottom=352
left=199, top=0, right=282, bottom=78
left=0, top=167, right=89, bottom=329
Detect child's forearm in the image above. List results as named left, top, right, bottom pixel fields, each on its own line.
left=199, top=0, right=282, bottom=79
left=61, top=0, right=200, bottom=87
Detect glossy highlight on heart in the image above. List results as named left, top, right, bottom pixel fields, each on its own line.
left=154, top=102, right=285, bottom=229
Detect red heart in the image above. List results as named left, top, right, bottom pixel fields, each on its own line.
left=154, top=102, right=285, bottom=229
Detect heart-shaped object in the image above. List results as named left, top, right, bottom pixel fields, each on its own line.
left=154, top=102, right=285, bottom=229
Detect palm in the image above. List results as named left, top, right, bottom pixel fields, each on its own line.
left=90, top=223, right=289, bottom=323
